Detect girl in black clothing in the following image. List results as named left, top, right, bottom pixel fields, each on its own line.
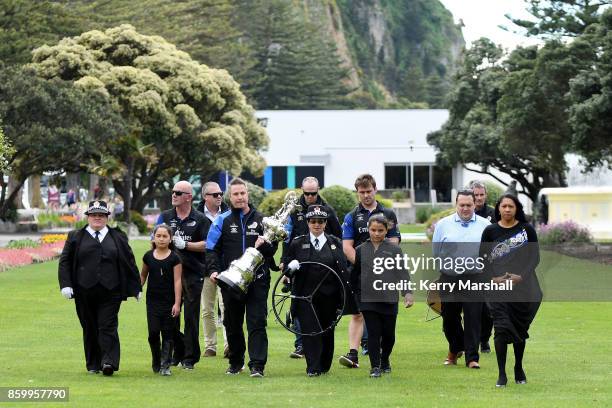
left=351, top=214, right=414, bottom=378
left=480, top=194, right=542, bottom=388
left=285, top=205, right=349, bottom=377
left=140, top=224, right=182, bottom=376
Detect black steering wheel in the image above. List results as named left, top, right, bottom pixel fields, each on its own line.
left=272, top=261, right=346, bottom=336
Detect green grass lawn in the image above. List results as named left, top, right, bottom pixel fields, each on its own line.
left=1, top=240, right=610, bottom=407
left=399, top=224, right=426, bottom=234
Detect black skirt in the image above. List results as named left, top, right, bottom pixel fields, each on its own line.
left=488, top=301, right=540, bottom=343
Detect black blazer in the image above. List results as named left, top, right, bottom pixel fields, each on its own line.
left=286, top=233, right=352, bottom=297
left=58, top=227, right=142, bottom=300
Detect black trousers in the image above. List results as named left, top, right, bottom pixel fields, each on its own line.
left=172, top=280, right=202, bottom=365
left=74, top=284, right=122, bottom=371
left=295, top=294, right=337, bottom=374
left=221, top=276, right=269, bottom=370
left=481, top=303, right=493, bottom=344
left=441, top=301, right=483, bottom=364
left=362, top=311, right=397, bottom=369
left=147, top=303, right=175, bottom=370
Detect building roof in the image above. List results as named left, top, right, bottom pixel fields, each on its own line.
left=256, top=110, right=449, bottom=166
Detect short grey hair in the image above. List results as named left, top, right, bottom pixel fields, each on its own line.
left=468, top=180, right=487, bottom=193
left=202, top=181, right=220, bottom=195
left=301, top=176, right=319, bottom=188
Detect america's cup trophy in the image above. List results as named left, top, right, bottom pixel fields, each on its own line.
left=216, top=191, right=301, bottom=297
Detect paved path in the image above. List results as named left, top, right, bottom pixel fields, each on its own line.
left=401, top=232, right=427, bottom=241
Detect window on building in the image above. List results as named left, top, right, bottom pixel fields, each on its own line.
left=385, top=165, right=408, bottom=189
left=433, top=166, right=452, bottom=203
left=413, top=165, right=430, bottom=202
left=272, top=166, right=287, bottom=190
left=295, top=166, right=325, bottom=188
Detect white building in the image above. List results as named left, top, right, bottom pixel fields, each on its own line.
left=254, top=110, right=455, bottom=202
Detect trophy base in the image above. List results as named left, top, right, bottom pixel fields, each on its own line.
left=216, top=273, right=247, bottom=299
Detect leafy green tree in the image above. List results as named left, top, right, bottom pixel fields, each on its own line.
left=567, top=8, right=612, bottom=169
left=508, top=0, right=607, bottom=37
left=0, top=66, right=124, bottom=219
left=30, top=24, right=268, bottom=213
left=235, top=0, right=352, bottom=109
left=428, top=38, right=592, bottom=203
left=0, top=0, right=83, bottom=65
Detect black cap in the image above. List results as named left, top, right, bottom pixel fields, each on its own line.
left=84, top=200, right=110, bottom=215
left=305, top=205, right=329, bottom=220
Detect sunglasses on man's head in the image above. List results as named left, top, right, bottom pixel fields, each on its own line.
left=172, top=190, right=190, bottom=196
left=206, top=192, right=224, bottom=198
left=303, top=191, right=318, bottom=196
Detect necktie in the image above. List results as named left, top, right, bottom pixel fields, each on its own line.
left=95, top=231, right=101, bottom=243
left=314, top=238, right=320, bottom=250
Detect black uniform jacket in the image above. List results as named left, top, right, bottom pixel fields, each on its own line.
left=58, top=227, right=142, bottom=300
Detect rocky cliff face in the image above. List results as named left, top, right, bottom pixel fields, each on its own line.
left=302, top=0, right=465, bottom=107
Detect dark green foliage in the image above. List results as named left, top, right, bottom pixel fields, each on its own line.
left=508, top=0, right=606, bottom=38
left=0, top=66, right=125, bottom=219
left=258, top=188, right=300, bottom=216
left=129, top=210, right=148, bottom=234
left=319, top=185, right=357, bottom=223
left=0, top=0, right=84, bottom=65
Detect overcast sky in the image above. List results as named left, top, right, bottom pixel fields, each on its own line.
left=439, top=0, right=543, bottom=51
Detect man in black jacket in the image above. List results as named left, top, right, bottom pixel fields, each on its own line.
left=469, top=180, right=495, bottom=353
left=207, top=178, right=277, bottom=378
left=58, top=200, right=141, bottom=376
left=280, top=176, right=342, bottom=358
left=156, top=180, right=210, bottom=369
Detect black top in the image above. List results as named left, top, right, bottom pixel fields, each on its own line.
left=476, top=205, right=496, bottom=223
left=352, top=240, right=410, bottom=315
left=480, top=222, right=542, bottom=302
left=143, top=250, right=181, bottom=305
left=342, top=202, right=401, bottom=250
left=206, top=205, right=277, bottom=277
left=158, top=207, right=210, bottom=283
left=281, top=195, right=342, bottom=265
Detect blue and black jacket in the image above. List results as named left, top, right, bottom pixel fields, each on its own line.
left=206, top=205, right=278, bottom=277
left=342, top=202, right=401, bottom=250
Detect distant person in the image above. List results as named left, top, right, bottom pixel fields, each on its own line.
left=156, top=181, right=210, bottom=370
left=350, top=214, right=414, bottom=378
left=339, top=174, right=400, bottom=368
left=432, top=189, right=489, bottom=369
left=140, top=224, right=182, bottom=376
left=66, top=188, right=77, bottom=209
left=48, top=184, right=60, bottom=210
left=196, top=181, right=229, bottom=359
left=280, top=176, right=342, bottom=359
left=58, top=200, right=141, bottom=376
left=468, top=180, right=495, bottom=354
left=538, top=195, right=549, bottom=225
left=480, top=194, right=542, bottom=387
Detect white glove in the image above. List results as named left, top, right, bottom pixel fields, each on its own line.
left=61, top=287, right=74, bottom=299
left=173, top=231, right=186, bottom=250
left=287, top=260, right=300, bottom=272
left=136, top=292, right=142, bottom=302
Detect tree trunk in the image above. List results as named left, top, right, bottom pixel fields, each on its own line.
left=29, top=174, right=44, bottom=208
left=0, top=177, right=26, bottom=219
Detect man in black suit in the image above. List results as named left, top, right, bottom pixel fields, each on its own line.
left=58, top=200, right=141, bottom=376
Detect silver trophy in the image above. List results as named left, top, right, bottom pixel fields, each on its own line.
left=216, top=191, right=301, bottom=297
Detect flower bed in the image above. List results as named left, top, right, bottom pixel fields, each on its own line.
left=0, top=239, right=65, bottom=272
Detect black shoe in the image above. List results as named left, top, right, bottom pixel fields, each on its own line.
left=225, top=365, right=243, bottom=375
left=87, top=369, right=100, bottom=374
left=290, top=346, right=304, bottom=359
left=339, top=351, right=359, bottom=368
left=250, top=367, right=264, bottom=378
left=307, top=371, right=321, bottom=377
left=496, top=373, right=508, bottom=388
left=381, top=360, right=391, bottom=374
left=514, top=367, right=527, bottom=384
left=370, top=367, right=382, bottom=378
left=170, top=359, right=180, bottom=367
left=182, top=362, right=194, bottom=370
left=152, top=365, right=160, bottom=373
left=102, top=364, right=114, bottom=376
left=160, top=367, right=172, bottom=376
left=481, top=341, right=491, bottom=353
